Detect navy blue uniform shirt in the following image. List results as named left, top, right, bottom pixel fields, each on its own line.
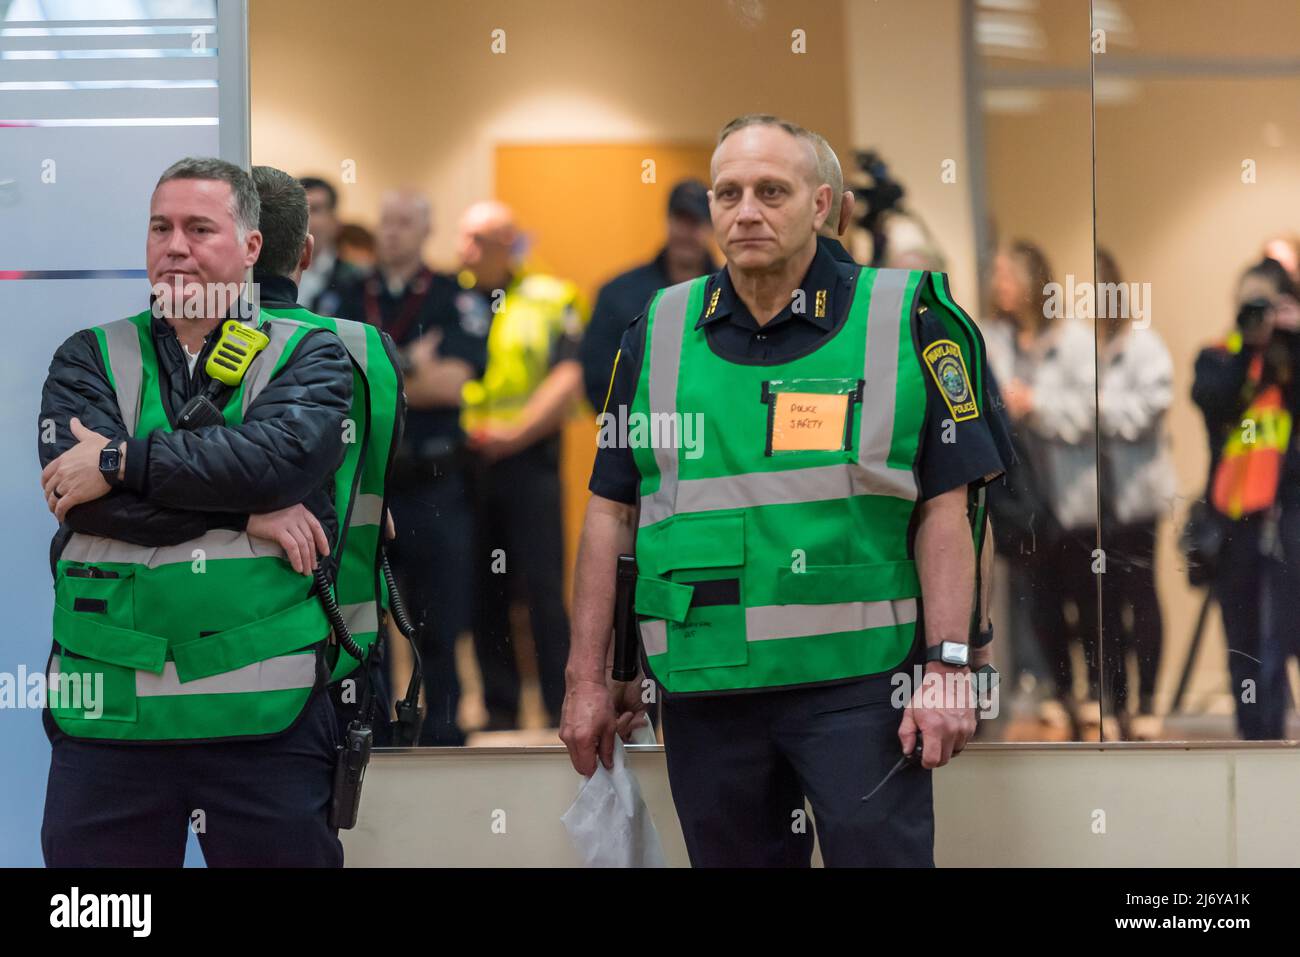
left=338, top=265, right=490, bottom=458
left=589, top=238, right=1006, bottom=504
left=580, top=247, right=716, bottom=410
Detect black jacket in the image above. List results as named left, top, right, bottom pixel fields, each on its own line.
left=39, top=301, right=353, bottom=569
left=581, top=247, right=717, bottom=411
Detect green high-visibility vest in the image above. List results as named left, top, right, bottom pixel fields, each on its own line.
left=630, top=266, right=979, bottom=695
left=48, top=306, right=398, bottom=743
left=260, top=305, right=402, bottom=684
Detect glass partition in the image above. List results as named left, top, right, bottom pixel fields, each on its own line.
left=1093, top=0, right=1300, bottom=742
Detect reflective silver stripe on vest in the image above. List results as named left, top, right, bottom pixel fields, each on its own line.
left=638, top=280, right=695, bottom=527
left=638, top=269, right=917, bottom=528
left=349, top=493, right=383, bottom=527
left=135, top=653, right=316, bottom=697
left=672, top=464, right=847, bottom=513
left=746, top=598, right=917, bottom=643
left=856, top=268, right=918, bottom=500
left=640, top=619, right=667, bottom=658
left=332, top=316, right=369, bottom=374
left=641, top=598, right=914, bottom=657
left=341, top=601, right=379, bottom=635
left=62, top=527, right=286, bottom=568
left=241, top=313, right=309, bottom=417
left=100, top=318, right=144, bottom=434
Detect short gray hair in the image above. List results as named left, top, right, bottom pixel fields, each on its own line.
left=716, top=113, right=812, bottom=146
left=155, top=157, right=260, bottom=240
left=807, top=131, right=844, bottom=232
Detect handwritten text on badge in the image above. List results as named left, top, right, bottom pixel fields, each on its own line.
left=770, top=392, right=850, bottom=452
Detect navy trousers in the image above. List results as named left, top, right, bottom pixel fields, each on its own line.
left=661, top=676, right=934, bottom=868
left=386, top=471, right=472, bottom=745
left=470, top=446, right=571, bottom=726
left=41, top=690, right=343, bottom=868
left=1216, top=509, right=1300, bottom=740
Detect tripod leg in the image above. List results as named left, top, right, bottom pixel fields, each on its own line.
left=1171, top=590, right=1213, bottom=713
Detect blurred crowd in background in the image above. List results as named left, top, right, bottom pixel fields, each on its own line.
left=291, top=160, right=1300, bottom=745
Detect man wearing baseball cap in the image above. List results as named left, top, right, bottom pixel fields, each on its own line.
left=579, top=179, right=718, bottom=411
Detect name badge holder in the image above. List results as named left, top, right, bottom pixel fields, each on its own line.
left=760, top=377, right=864, bottom=456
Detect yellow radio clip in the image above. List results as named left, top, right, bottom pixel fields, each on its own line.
left=204, top=320, right=271, bottom=387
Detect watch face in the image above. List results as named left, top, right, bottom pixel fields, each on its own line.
left=941, top=640, right=969, bottom=666
left=99, top=448, right=120, bottom=472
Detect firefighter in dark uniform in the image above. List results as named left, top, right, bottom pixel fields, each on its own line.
left=339, top=189, right=489, bottom=745
left=561, top=115, right=1005, bottom=867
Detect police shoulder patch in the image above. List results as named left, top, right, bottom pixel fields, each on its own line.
left=921, top=338, right=979, bottom=422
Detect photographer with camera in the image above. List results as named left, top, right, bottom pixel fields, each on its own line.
left=1192, top=257, right=1300, bottom=739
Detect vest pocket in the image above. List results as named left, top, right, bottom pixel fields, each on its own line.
left=50, top=651, right=138, bottom=723
left=774, top=560, right=920, bottom=604
left=637, top=512, right=748, bottom=672
left=55, top=562, right=136, bottom=633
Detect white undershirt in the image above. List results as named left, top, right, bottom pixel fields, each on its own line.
left=183, top=343, right=201, bottom=375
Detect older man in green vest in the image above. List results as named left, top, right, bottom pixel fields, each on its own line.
left=561, top=115, right=1005, bottom=867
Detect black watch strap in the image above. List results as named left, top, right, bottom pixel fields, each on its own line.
left=925, top=641, right=969, bottom=667
left=99, top=443, right=122, bottom=487
left=971, top=621, right=995, bottom=649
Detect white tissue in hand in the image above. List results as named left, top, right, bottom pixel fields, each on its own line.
left=561, top=738, right=666, bottom=867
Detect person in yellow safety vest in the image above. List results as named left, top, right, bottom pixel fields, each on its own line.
left=456, top=201, right=587, bottom=730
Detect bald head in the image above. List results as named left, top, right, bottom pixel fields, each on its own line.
left=457, top=199, right=520, bottom=289
left=459, top=200, right=518, bottom=246
left=376, top=188, right=432, bottom=272
left=712, top=114, right=820, bottom=189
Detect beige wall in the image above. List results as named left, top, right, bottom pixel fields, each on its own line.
left=844, top=0, right=979, bottom=306
left=249, top=0, right=852, bottom=273
left=984, top=88, right=1096, bottom=299
left=980, top=0, right=1096, bottom=309
left=345, top=745, right=1300, bottom=866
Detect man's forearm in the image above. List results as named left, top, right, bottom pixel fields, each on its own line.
left=65, top=492, right=246, bottom=546
left=915, top=486, right=975, bottom=648
left=405, top=356, right=472, bottom=409
left=566, top=494, right=637, bottom=685
left=511, top=360, right=582, bottom=448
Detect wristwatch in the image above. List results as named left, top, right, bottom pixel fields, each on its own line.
left=98, top=443, right=122, bottom=486
left=925, top=640, right=969, bottom=668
